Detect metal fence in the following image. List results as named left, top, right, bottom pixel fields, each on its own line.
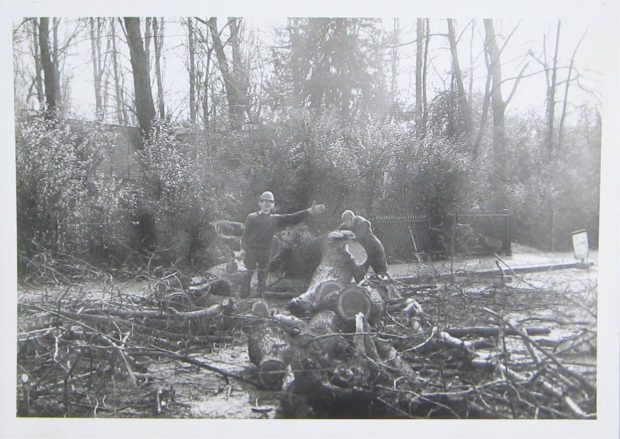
left=56, top=210, right=511, bottom=266
left=371, top=214, right=434, bottom=263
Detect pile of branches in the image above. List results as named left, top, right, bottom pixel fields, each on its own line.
left=16, top=278, right=242, bottom=417
left=245, top=277, right=596, bottom=419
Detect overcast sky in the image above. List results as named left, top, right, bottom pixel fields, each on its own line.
left=12, top=16, right=606, bottom=124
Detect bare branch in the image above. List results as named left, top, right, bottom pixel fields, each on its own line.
left=504, top=62, right=530, bottom=106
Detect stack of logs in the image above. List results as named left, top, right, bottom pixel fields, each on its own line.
left=244, top=230, right=596, bottom=418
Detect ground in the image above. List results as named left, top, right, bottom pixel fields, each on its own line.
left=16, top=244, right=598, bottom=418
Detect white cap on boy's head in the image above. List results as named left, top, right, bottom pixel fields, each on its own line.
left=259, top=191, right=275, bottom=202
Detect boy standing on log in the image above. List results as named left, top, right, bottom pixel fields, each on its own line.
left=240, top=191, right=326, bottom=298
left=338, top=210, right=388, bottom=278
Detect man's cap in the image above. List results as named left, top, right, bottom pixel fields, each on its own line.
left=259, top=191, right=275, bottom=202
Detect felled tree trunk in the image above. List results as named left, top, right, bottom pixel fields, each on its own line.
left=268, top=224, right=323, bottom=280
left=302, top=310, right=349, bottom=362
left=316, top=285, right=386, bottom=329
left=288, top=231, right=365, bottom=315
left=246, top=323, right=296, bottom=389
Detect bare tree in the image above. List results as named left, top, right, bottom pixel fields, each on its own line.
left=422, top=19, right=430, bottom=133
left=391, top=18, right=399, bottom=105
left=152, top=17, right=165, bottom=119
left=38, top=17, right=60, bottom=115
left=123, top=17, right=156, bottom=140
left=31, top=18, right=44, bottom=107
left=558, top=30, right=587, bottom=146
left=546, top=20, right=561, bottom=151
left=447, top=19, right=473, bottom=138
left=415, top=18, right=424, bottom=136
left=89, top=18, right=112, bottom=120
left=111, top=19, right=129, bottom=125
left=186, top=18, right=197, bottom=124
left=144, top=17, right=152, bottom=71
left=203, top=17, right=245, bottom=131
left=481, top=20, right=528, bottom=176
left=483, top=19, right=506, bottom=164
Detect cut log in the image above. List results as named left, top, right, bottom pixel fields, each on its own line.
left=272, top=313, right=308, bottom=332
left=250, top=299, right=271, bottom=318
left=246, top=323, right=295, bottom=389
left=331, top=360, right=373, bottom=389
left=338, top=286, right=372, bottom=324
left=315, top=280, right=343, bottom=301
left=375, top=339, right=416, bottom=377
left=288, top=230, right=365, bottom=315
left=266, top=277, right=309, bottom=293
left=314, top=285, right=385, bottom=329
left=303, top=310, right=349, bottom=361
left=365, top=286, right=387, bottom=322
left=214, top=220, right=245, bottom=237
left=355, top=313, right=380, bottom=361
left=444, top=326, right=550, bottom=338
left=269, top=224, right=323, bottom=279
left=188, top=278, right=232, bottom=302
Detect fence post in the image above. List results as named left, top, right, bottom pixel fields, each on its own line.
left=450, top=210, right=457, bottom=283
left=504, top=208, right=512, bottom=256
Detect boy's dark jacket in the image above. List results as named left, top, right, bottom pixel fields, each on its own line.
left=241, top=209, right=311, bottom=250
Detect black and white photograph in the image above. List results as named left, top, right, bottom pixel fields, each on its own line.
left=1, top=0, right=619, bottom=437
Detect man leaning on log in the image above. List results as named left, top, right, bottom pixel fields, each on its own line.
left=338, top=210, right=388, bottom=279
left=240, top=191, right=326, bottom=298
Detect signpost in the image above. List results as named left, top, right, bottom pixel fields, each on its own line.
left=572, top=229, right=589, bottom=263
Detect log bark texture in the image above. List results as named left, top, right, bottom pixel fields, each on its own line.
left=268, top=224, right=323, bottom=280
left=316, top=285, right=386, bottom=328
left=288, top=231, right=365, bottom=315
left=303, top=310, right=349, bottom=361
left=246, top=323, right=296, bottom=389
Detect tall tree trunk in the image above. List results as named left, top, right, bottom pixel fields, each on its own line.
left=52, top=18, right=61, bottom=97
left=558, top=31, right=586, bottom=147
left=203, top=53, right=211, bottom=130
left=229, top=18, right=248, bottom=120
left=230, top=18, right=242, bottom=76
left=483, top=19, right=507, bottom=191
left=51, top=19, right=65, bottom=110
left=187, top=18, right=197, bottom=124
left=38, top=17, right=59, bottom=115
left=546, top=20, right=561, bottom=152
left=124, top=17, right=156, bottom=141
left=31, top=19, right=44, bottom=107
left=111, top=19, right=128, bottom=125
left=391, top=18, right=399, bottom=107
left=546, top=20, right=561, bottom=251
left=144, top=18, right=152, bottom=71
left=89, top=18, right=103, bottom=119
left=447, top=19, right=473, bottom=139
left=207, top=17, right=244, bottom=131
left=422, top=19, right=430, bottom=134
left=415, top=18, right=424, bottom=137
left=474, top=64, right=492, bottom=157
left=152, top=18, right=165, bottom=119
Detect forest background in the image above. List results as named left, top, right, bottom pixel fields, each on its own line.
left=9, top=11, right=608, bottom=271
left=2, top=0, right=620, bottom=438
